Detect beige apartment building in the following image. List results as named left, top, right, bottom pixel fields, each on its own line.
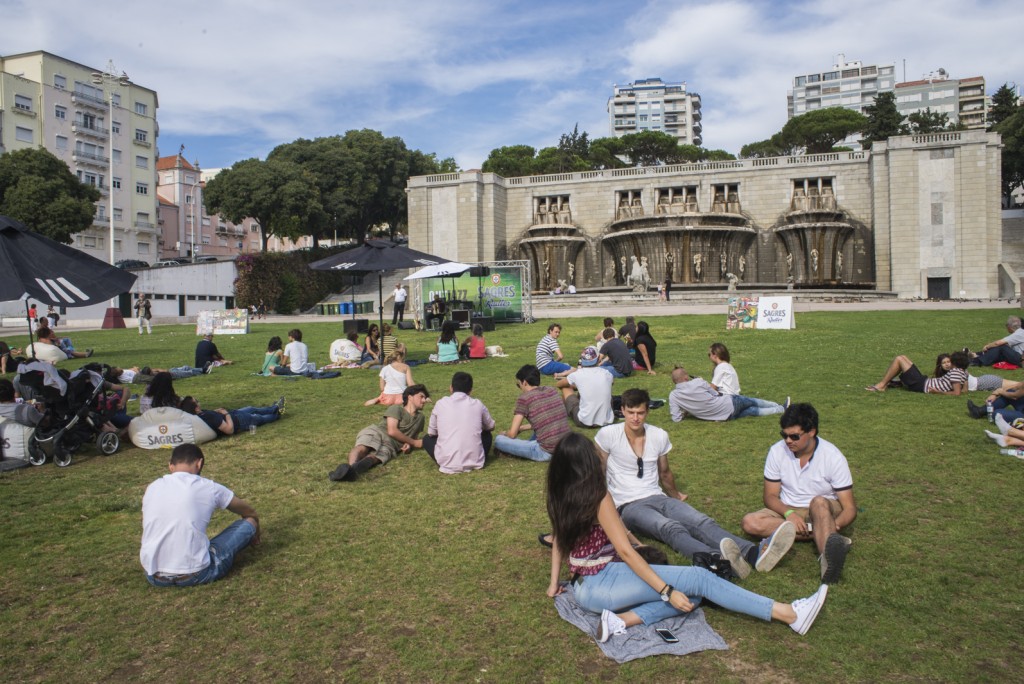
left=407, top=130, right=1006, bottom=300
left=0, top=51, right=160, bottom=264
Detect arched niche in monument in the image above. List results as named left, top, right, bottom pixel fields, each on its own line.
left=773, top=177, right=854, bottom=285
left=519, top=194, right=587, bottom=291
left=601, top=185, right=756, bottom=287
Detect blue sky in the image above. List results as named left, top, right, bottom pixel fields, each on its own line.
left=4, top=0, right=1023, bottom=171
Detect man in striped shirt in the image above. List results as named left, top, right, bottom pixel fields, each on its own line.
left=535, top=323, right=572, bottom=376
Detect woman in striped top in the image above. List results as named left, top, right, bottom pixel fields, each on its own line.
left=865, top=351, right=969, bottom=394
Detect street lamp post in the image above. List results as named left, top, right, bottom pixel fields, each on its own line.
left=92, top=60, right=130, bottom=329
left=190, top=177, right=200, bottom=261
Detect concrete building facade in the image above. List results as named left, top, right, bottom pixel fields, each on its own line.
left=788, top=54, right=896, bottom=119
left=407, top=130, right=1004, bottom=300
left=0, top=51, right=160, bottom=264
left=608, top=78, right=702, bottom=146
left=895, top=73, right=987, bottom=129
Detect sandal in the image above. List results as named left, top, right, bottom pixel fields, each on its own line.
left=537, top=533, right=553, bottom=549
left=864, top=386, right=881, bottom=392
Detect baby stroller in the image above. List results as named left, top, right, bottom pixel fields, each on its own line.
left=15, top=361, right=121, bottom=467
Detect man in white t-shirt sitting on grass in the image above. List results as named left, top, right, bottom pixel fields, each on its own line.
left=140, top=443, right=260, bottom=587
left=556, top=346, right=614, bottom=428
left=273, top=328, right=315, bottom=375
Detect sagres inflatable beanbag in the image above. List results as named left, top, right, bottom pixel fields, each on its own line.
left=129, top=407, right=217, bottom=449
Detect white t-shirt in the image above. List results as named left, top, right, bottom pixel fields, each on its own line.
left=711, top=362, right=741, bottom=395
left=140, top=471, right=234, bottom=575
left=567, top=367, right=614, bottom=427
left=118, top=369, right=138, bottom=384
left=394, top=287, right=408, bottom=304
left=595, top=422, right=672, bottom=507
left=284, top=340, right=312, bottom=373
left=764, top=436, right=853, bottom=508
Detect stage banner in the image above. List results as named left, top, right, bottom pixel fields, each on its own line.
left=420, top=269, right=524, bottom=323
left=196, top=309, right=250, bottom=335
left=757, top=296, right=795, bottom=329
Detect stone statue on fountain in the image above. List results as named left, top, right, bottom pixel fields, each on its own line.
left=626, top=255, right=650, bottom=292
left=738, top=255, right=746, bottom=281
left=693, top=253, right=702, bottom=281
left=810, top=249, right=819, bottom=276
left=835, top=252, right=843, bottom=281
left=720, top=252, right=727, bottom=276
left=725, top=272, right=739, bottom=291
left=665, top=251, right=674, bottom=281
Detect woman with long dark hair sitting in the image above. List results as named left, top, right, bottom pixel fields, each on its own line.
left=545, top=433, right=828, bottom=642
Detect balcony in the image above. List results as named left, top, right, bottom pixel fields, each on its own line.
left=71, top=91, right=108, bottom=111
left=134, top=220, right=156, bottom=231
left=133, top=138, right=152, bottom=148
left=72, top=122, right=107, bottom=140
left=72, top=150, right=109, bottom=167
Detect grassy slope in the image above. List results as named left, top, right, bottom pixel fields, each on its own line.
left=1, top=309, right=1022, bottom=682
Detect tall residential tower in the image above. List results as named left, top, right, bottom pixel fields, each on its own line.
left=608, top=78, right=702, bottom=146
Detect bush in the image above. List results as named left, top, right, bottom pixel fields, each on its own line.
left=234, top=248, right=353, bottom=313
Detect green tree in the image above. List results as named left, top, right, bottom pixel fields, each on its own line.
left=701, top=149, right=737, bottom=162
left=0, top=148, right=100, bottom=243
left=995, top=108, right=1024, bottom=202
left=617, top=130, right=685, bottom=166
left=778, top=108, right=868, bottom=154
left=586, top=137, right=627, bottom=169
left=739, top=138, right=785, bottom=159
left=989, top=83, right=1020, bottom=129
left=860, top=91, right=906, bottom=149
left=203, top=158, right=326, bottom=252
left=905, top=108, right=953, bottom=134
left=481, top=144, right=538, bottom=177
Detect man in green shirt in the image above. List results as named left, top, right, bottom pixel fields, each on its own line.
left=329, top=384, right=430, bottom=482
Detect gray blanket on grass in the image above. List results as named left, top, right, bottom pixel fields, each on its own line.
left=553, top=584, right=728, bottom=663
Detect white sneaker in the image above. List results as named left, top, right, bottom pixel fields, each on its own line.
left=719, top=538, right=752, bottom=579
left=597, top=609, right=627, bottom=643
left=755, top=521, right=796, bottom=572
left=790, top=584, right=828, bottom=635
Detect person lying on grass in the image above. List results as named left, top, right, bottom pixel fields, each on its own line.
left=546, top=432, right=829, bottom=643
left=329, top=384, right=429, bottom=482
left=179, top=395, right=285, bottom=437
left=865, top=350, right=968, bottom=394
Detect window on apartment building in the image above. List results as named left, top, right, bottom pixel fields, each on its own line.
left=14, top=94, right=33, bottom=111
left=823, top=71, right=839, bottom=81
left=202, top=217, right=211, bottom=226
left=841, top=68, right=859, bottom=78
left=96, top=205, right=106, bottom=219
left=795, top=76, right=807, bottom=86
left=54, top=74, right=67, bottom=89
left=134, top=102, right=147, bottom=115
left=880, top=66, right=894, bottom=75
left=82, top=236, right=97, bottom=248
left=185, top=194, right=193, bottom=205
left=76, top=141, right=102, bottom=158
left=74, top=82, right=103, bottom=100
left=55, top=135, right=68, bottom=150
left=136, top=212, right=151, bottom=226
left=112, top=121, right=121, bottom=134
left=138, top=242, right=150, bottom=255
left=135, top=155, right=148, bottom=169
left=111, top=149, right=121, bottom=163
left=112, top=177, right=121, bottom=189
left=113, top=207, right=123, bottom=220
left=54, top=105, right=67, bottom=119
left=251, top=224, right=260, bottom=233
left=807, top=74, right=820, bottom=83
left=78, top=171, right=99, bottom=186
left=897, top=93, right=922, bottom=104
left=136, top=182, right=149, bottom=195
left=78, top=112, right=97, bottom=128
left=114, top=239, right=122, bottom=253
left=15, top=127, right=34, bottom=143
left=112, top=93, right=121, bottom=106
left=135, top=129, right=148, bottom=143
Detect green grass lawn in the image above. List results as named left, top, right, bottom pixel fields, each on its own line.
left=2, top=309, right=1023, bottom=682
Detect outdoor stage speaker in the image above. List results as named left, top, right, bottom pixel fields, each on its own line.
left=469, top=266, right=491, bottom=277
left=397, top=321, right=416, bottom=330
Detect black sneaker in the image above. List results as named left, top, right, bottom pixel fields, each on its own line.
left=276, top=396, right=286, bottom=414
left=966, top=399, right=987, bottom=419
left=820, top=533, right=850, bottom=584
left=328, top=464, right=350, bottom=481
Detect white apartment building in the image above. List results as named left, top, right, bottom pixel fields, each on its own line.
left=894, top=71, right=987, bottom=129
left=0, top=51, right=160, bottom=264
left=607, top=78, right=702, bottom=146
left=788, top=54, right=897, bottom=118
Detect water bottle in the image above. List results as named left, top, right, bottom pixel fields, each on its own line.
left=986, top=402, right=994, bottom=423
left=248, top=424, right=257, bottom=436
left=999, top=448, right=1024, bottom=459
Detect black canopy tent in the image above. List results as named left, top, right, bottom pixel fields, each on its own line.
left=309, top=240, right=451, bottom=334
left=0, top=215, right=137, bottom=355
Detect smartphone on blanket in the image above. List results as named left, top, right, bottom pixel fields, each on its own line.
left=655, top=628, right=679, bottom=643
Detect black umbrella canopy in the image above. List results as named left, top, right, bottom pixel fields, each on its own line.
left=0, top=215, right=137, bottom=306
left=309, top=240, right=450, bottom=333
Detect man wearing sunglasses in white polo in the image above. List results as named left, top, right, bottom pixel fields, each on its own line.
left=740, top=403, right=856, bottom=585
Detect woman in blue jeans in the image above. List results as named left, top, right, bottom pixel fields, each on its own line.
left=545, top=433, right=828, bottom=642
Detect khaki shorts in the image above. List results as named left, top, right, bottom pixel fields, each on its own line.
left=757, top=498, right=844, bottom=523
left=355, top=425, right=399, bottom=464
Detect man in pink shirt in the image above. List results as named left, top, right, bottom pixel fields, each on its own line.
left=423, top=371, right=496, bottom=474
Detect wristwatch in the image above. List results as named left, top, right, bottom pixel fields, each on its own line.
left=660, top=584, right=674, bottom=602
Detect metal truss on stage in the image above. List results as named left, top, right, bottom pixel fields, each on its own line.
left=475, top=260, right=533, bottom=323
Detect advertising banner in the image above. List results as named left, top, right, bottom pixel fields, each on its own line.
left=420, top=268, right=524, bottom=322
left=196, top=309, right=250, bottom=336
left=726, top=296, right=795, bottom=329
